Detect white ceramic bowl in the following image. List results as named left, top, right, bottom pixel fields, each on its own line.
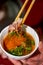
left=0, top=25, right=39, bottom=60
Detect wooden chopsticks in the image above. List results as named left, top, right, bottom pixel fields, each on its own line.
left=15, top=0, right=35, bottom=24
left=22, top=0, right=35, bottom=24
left=15, top=0, right=29, bottom=21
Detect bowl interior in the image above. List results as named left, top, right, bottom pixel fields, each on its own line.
left=0, top=25, right=39, bottom=60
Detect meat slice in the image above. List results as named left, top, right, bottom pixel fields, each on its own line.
left=8, top=18, right=22, bottom=32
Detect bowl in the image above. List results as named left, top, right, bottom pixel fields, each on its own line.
left=0, top=25, right=39, bottom=60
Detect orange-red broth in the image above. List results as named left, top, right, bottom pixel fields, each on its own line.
left=3, top=31, right=35, bottom=56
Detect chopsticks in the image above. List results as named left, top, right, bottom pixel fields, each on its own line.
left=15, top=0, right=29, bottom=21
left=15, top=0, right=35, bottom=24
left=22, top=0, right=35, bottom=24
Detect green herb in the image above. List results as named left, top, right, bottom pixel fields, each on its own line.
left=8, top=46, right=24, bottom=56
left=25, top=47, right=32, bottom=53
left=31, top=40, right=35, bottom=45
left=25, top=38, right=31, bottom=47
left=10, top=31, right=15, bottom=36
left=9, top=31, right=19, bottom=37
left=25, top=47, right=32, bottom=51
left=26, top=38, right=35, bottom=46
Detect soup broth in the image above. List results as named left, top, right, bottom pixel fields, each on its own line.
left=3, top=31, right=35, bottom=56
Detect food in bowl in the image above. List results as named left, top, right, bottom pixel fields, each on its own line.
left=0, top=25, right=39, bottom=60
left=0, top=18, right=39, bottom=59
left=3, top=30, right=35, bottom=56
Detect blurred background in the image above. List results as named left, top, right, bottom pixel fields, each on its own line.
left=0, top=0, right=43, bottom=65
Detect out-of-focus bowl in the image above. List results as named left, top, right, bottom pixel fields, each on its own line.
left=0, top=25, right=39, bottom=60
